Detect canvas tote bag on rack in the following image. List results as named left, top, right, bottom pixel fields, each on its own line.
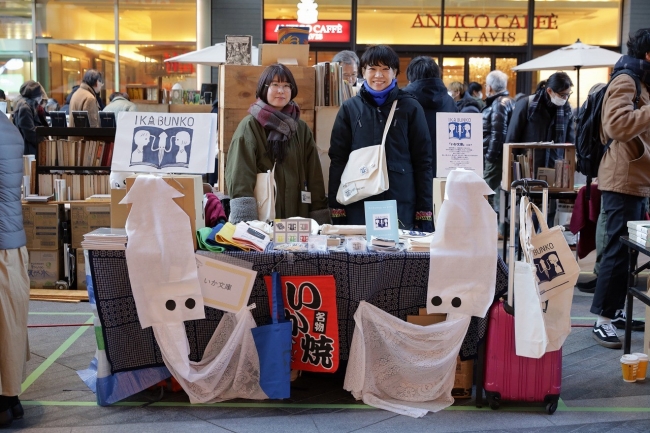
left=336, top=100, right=397, bottom=205
left=254, top=162, right=276, bottom=222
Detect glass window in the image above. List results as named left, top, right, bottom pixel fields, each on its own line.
left=534, top=0, right=621, bottom=46
left=468, top=57, right=491, bottom=90
left=441, top=57, right=464, bottom=87
left=264, top=0, right=351, bottom=20
left=357, top=0, right=441, bottom=45
left=443, top=0, right=527, bottom=46
left=35, top=0, right=115, bottom=40
left=0, top=0, right=33, bottom=39
left=495, top=57, right=517, bottom=99
left=118, top=0, right=196, bottom=42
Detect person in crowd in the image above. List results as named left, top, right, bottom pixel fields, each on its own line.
left=457, top=98, right=482, bottom=113
left=482, top=70, right=515, bottom=225
left=463, top=81, right=486, bottom=110
left=588, top=29, right=650, bottom=349
left=0, top=111, right=30, bottom=429
left=332, top=50, right=360, bottom=86
left=225, top=63, right=329, bottom=225
left=513, top=92, right=527, bottom=102
left=103, top=92, right=136, bottom=116
left=45, top=98, right=59, bottom=113
left=0, top=89, right=5, bottom=100
left=35, top=85, right=49, bottom=127
left=61, top=85, right=79, bottom=114
left=447, top=81, right=464, bottom=105
left=11, top=80, right=45, bottom=156
left=402, top=56, right=457, bottom=178
left=69, top=70, right=104, bottom=127
left=329, top=45, right=433, bottom=231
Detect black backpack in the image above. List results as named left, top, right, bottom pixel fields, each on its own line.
left=575, top=69, right=642, bottom=198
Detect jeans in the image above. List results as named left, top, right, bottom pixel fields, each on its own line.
left=590, top=191, right=645, bottom=318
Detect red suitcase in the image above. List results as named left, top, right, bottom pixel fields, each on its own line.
left=482, top=180, right=562, bottom=415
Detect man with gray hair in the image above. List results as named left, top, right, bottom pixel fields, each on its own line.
left=482, top=70, right=515, bottom=229
left=332, top=50, right=359, bottom=86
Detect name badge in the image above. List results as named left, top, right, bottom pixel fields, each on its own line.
left=301, top=191, right=312, bottom=204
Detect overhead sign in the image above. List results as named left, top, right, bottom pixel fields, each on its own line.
left=264, top=20, right=351, bottom=43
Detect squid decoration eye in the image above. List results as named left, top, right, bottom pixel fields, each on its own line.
left=430, top=296, right=463, bottom=308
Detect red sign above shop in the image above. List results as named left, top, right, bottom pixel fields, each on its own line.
left=264, top=20, right=351, bottom=43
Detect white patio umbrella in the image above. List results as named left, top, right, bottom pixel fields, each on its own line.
left=164, top=42, right=259, bottom=67
left=512, top=39, right=622, bottom=107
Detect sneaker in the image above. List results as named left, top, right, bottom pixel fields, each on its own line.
left=592, top=323, right=622, bottom=349
left=611, top=310, right=645, bottom=332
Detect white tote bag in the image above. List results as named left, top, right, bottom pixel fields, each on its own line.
left=254, top=162, right=276, bottom=222
left=521, top=200, right=580, bottom=302
left=336, top=100, right=397, bottom=205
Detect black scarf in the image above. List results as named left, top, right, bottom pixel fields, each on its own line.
left=613, top=55, right=650, bottom=88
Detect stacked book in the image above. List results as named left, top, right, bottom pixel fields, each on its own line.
left=81, top=228, right=127, bottom=250
left=627, top=221, right=650, bottom=247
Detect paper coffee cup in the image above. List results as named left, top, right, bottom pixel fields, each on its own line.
left=621, top=354, right=639, bottom=382
left=632, top=353, right=649, bottom=381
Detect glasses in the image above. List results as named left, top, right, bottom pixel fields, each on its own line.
left=554, top=90, right=573, bottom=100
left=343, top=73, right=358, bottom=79
left=267, top=82, right=293, bottom=92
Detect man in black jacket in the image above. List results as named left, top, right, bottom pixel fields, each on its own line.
left=482, top=70, right=515, bottom=223
left=403, top=56, right=457, bottom=178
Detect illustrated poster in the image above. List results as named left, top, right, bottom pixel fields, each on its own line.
left=264, top=275, right=339, bottom=373
left=112, top=112, right=217, bottom=174
left=436, top=112, right=483, bottom=178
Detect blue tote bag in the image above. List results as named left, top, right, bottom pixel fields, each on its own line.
left=251, top=271, right=292, bottom=399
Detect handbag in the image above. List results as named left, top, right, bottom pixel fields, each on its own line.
left=254, top=162, right=276, bottom=222
left=521, top=200, right=580, bottom=302
left=336, top=100, right=397, bottom=205
left=251, top=271, right=292, bottom=399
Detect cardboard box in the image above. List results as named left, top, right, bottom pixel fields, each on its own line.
left=433, top=178, right=446, bottom=225
left=125, top=174, right=205, bottom=250
left=259, top=43, right=309, bottom=66
left=452, top=357, right=474, bottom=399
left=76, top=248, right=87, bottom=291
left=110, top=189, right=128, bottom=228
left=28, top=249, right=60, bottom=289
left=70, top=202, right=111, bottom=249
left=407, top=312, right=447, bottom=326
left=22, top=203, right=61, bottom=250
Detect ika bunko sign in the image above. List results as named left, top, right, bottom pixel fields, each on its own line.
left=112, top=112, right=217, bottom=174
left=264, top=275, right=339, bottom=373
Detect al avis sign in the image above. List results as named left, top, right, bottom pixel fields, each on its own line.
left=264, top=20, right=351, bottom=43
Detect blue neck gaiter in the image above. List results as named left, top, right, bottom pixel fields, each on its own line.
left=363, top=79, right=397, bottom=106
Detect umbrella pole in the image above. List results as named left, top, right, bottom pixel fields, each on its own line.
left=575, top=65, right=581, bottom=108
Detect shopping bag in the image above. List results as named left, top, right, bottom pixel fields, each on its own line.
left=254, top=163, right=276, bottom=222
left=521, top=200, right=580, bottom=302
left=336, top=100, right=396, bottom=205
left=251, top=271, right=292, bottom=399
left=514, top=260, right=549, bottom=358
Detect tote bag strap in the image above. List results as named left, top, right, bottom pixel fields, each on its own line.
left=380, top=100, right=398, bottom=148
left=270, top=271, right=285, bottom=324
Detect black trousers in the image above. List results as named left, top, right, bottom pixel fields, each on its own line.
left=590, top=191, right=645, bottom=318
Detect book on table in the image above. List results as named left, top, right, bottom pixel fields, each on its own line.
left=627, top=221, right=650, bottom=234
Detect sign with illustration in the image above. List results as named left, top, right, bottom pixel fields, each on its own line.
left=364, top=200, right=399, bottom=242
left=112, top=112, right=217, bottom=174
left=436, top=112, right=483, bottom=178
left=264, top=275, right=339, bottom=373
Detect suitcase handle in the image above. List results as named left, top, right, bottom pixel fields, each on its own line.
left=507, top=179, right=549, bottom=310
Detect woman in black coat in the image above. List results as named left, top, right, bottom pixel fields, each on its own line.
left=328, top=45, right=433, bottom=231
left=11, top=80, right=45, bottom=156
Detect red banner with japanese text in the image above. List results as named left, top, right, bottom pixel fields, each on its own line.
left=264, top=275, right=339, bottom=373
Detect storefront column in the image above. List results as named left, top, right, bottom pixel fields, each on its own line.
left=196, top=0, right=211, bottom=87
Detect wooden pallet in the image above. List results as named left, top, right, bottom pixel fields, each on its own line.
left=30, top=289, right=88, bottom=303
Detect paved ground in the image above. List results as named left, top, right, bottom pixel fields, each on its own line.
left=6, top=250, right=650, bottom=432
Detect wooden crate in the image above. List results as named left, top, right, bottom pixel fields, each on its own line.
left=315, top=106, right=340, bottom=195
left=218, top=151, right=228, bottom=195
left=218, top=64, right=315, bottom=110
left=501, top=143, right=576, bottom=192
left=219, top=108, right=314, bottom=153
left=169, top=104, right=212, bottom=114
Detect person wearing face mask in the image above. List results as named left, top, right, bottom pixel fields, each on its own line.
left=329, top=45, right=433, bottom=231
left=332, top=50, right=360, bottom=87
left=11, top=80, right=46, bottom=156
left=69, top=69, right=104, bottom=128
left=505, top=71, right=575, bottom=174
left=447, top=81, right=464, bottom=105
left=462, top=81, right=486, bottom=110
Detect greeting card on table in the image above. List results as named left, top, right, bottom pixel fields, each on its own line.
left=195, top=253, right=257, bottom=313
left=273, top=218, right=311, bottom=244
left=364, top=200, right=399, bottom=243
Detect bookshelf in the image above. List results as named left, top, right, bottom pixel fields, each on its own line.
left=35, top=127, right=114, bottom=200
left=501, top=142, right=576, bottom=193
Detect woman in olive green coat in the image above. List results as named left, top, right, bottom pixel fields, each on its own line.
left=226, top=64, right=329, bottom=224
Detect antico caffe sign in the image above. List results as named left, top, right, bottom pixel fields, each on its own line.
left=264, top=20, right=351, bottom=43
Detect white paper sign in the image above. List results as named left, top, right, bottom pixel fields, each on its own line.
left=436, top=112, right=483, bottom=178
left=195, top=254, right=257, bottom=313
left=112, top=112, right=217, bottom=174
